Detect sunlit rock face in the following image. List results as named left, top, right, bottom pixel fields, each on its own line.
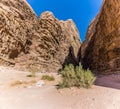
left=0, top=0, right=81, bottom=72
left=16, top=11, right=81, bottom=72
left=0, top=0, right=38, bottom=64
left=81, top=0, right=120, bottom=74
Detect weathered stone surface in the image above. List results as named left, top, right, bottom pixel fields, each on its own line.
left=0, top=0, right=38, bottom=65
left=16, top=12, right=81, bottom=72
left=0, top=0, right=81, bottom=72
left=81, top=0, right=120, bottom=74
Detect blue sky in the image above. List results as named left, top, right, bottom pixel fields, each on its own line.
left=27, top=0, right=102, bottom=41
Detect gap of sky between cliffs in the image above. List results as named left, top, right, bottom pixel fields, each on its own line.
left=27, top=0, right=102, bottom=42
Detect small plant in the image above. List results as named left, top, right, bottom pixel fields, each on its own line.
left=57, top=63, right=96, bottom=89
left=27, top=68, right=37, bottom=77
left=41, top=75, right=55, bottom=81
left=11, top=80, right=24, bottom=86
left=10, top=80, right=36, bottom=87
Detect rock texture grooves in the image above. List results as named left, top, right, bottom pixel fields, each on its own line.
left=81, top=0, right=120, bottom=74
left=0, top=0, right=38, bottom=64
left=0, top=0, right=81, bottom=72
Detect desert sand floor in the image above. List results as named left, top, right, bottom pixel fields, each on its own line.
left=0, top=66, right=120, bottom=109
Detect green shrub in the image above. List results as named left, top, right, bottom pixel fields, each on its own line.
left=57, top=63, right=96, bottom=89
left=26, top=68, right=36, bottom=77
left=41, top=75, right=55, bottom=81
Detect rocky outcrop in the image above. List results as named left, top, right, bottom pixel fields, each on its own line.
left=0, top=0, right=81, bottom=72
left=81, top=0, right=120, bottom=74
left=16, top=12, right=81, bottom=72
left=0, top=0, right=38, bottom=64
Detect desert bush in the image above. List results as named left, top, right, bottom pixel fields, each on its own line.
left=57, top=63, right=96, bottom=89
left=41, top=75, right=55, bottom=81
left=27, top=68, right=37, bottom=77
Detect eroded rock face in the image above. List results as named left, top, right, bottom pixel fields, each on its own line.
left=81, top=0, right=120, bottom=74
left=16, top=12, right=81, bottom=72
left=0, top=0, right=38, bottom=64
left=0, top=0, right=81, bottom=72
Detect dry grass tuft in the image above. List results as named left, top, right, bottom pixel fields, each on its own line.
left=41, top=75, right=55, bottom=81
left=10, top=80, right=37, bottom=87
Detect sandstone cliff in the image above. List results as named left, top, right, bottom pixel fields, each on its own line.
left=0, top=0, right=81, bottom=72
left=81, top=0, right=120, bottom=74
left=0, top=0, right=38, bottom=62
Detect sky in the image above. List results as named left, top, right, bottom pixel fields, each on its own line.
left=27, top=0, right=103, bottom=41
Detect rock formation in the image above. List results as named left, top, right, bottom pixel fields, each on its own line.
left=0, top=0, right=38, bottom=64
left=0, top=0, right=81, bottom=72
left=81, top=0, right=120, bottom=74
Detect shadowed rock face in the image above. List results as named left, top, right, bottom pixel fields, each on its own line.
left=0, top=0, right=81, bottom=72
left=81, top=0, right=120, bottom=74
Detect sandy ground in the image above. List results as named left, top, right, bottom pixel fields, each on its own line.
left=0, top=66, right=120, bottom=109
